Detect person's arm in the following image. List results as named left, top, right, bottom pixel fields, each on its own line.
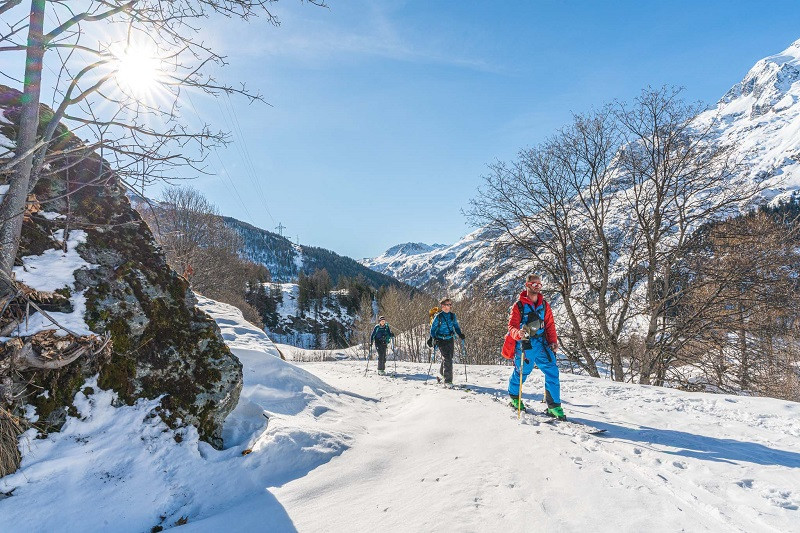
left=429, top=315, right=438, bottom=338
left=507, top=303, right=525, bottom=340
left=370, top=326, right=377, bottom=344
left=544, top=302, right=558, bottom=351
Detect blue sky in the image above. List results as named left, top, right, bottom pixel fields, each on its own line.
left=7, top=1, right=800, bottom=260
left=197, top=0, right=799, bottom=260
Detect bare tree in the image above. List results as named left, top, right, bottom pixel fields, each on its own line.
left=0, top=0, right=325, bottom=294
left=139, top=185, right=269, bottom=327
left=673, top=210, right=800, bottom=400
left=378, top=285, right=435, bottom=362
left=454, top=284, right=509, bottom=365
left=351, top=293, right=374, bottom=360
left=469, top=107, right=632, bottom=377
left=614, top=87, right=762, bottom=384
left=470, top=87, right=764, bottom=384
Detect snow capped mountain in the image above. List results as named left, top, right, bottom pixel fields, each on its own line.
left=383, top=242, right=447, bottom=257
left=696, top=37, right=800, bottom=203
left=362, top=228, right=508, bottom=293
left=366, top=38, right=800, bottom=294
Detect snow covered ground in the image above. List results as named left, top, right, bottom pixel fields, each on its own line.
left=1, top=299, right=798, bottom=532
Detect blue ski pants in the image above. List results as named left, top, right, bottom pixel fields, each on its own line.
left=507, top=338, right=561, bottom=406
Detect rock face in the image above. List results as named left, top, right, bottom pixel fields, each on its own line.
left=1, top=85, right=242, bottom=449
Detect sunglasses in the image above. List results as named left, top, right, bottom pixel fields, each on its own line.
left=525, top=282, right=542, bottom=288
left=441, top=303, right=452, bottom=307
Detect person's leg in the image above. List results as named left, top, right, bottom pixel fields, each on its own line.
left=439, top=339, right=454, bottom=383
left=507, top=348, right=535, bottom=397
left=533, top=343, right=561, bottom=407
left=377, top=342, right=387, bottom=371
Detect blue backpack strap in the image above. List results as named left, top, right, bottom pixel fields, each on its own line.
left=517, top=300, right=531, bottom=327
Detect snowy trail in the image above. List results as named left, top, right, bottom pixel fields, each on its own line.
left=2, top=299, right=798, bottom=532
left=265, top=361, right=800, bottom=532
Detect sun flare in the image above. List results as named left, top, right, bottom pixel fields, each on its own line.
left=113, top=45, right=162, bottom=97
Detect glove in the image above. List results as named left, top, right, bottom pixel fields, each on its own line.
left=510, top=328, right=524, bottom=341
left=458, top=333, right=466, bottom=340
left=550, top=342, right=558, bottom=353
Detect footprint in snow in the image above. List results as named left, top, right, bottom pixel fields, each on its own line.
left=312, top=405, right=330, bottom=417
left=762, top=488, right=799, bottom=510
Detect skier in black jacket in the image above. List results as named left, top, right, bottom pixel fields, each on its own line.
left=429, top=298, right=465, bottom=384
left=370, top=316, right=394, bottom=375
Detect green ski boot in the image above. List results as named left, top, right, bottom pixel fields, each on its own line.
left=545, top=405, right=566, bottom=420
left=509, top=396, right=526, bottom=411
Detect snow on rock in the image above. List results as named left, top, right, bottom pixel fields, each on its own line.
left=10, top=229, right=97, bottom=336
left=0, top=297, right=363, bottom=532
left=195, top=295, right=346, bottom=447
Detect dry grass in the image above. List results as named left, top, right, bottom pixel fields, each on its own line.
left=0, top=406, right=24, bottom=478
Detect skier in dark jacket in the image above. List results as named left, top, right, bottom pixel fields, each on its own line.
left=504, top=273, right=564, bottom=419
left=429, top=298, right=465, bottom=384
left=370, top=316, right=394, bottom=375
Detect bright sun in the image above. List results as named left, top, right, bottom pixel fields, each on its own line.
left=114, top=45, right=161, bottom=97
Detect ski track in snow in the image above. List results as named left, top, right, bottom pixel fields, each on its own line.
left=265, top=362, right=799, bottom=533
left=1, top=299, right=798, bottom=532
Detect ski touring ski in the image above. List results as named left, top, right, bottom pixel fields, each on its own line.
left=494, top=396, right=607, bottom=435
left=511, top=403, right=607, bottom=435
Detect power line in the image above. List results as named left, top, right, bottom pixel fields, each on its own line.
left=185, top=93, right=258, bottom=227
left=217, top=94, right=275, bottom=226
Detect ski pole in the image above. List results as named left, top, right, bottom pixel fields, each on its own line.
left=392, top=337, right=397, bottom=376
left=425, top=343, right=437, bottom=384
left=460, top=338, right=468, bottom=383
left=516, top=355, right=523, bottom=421
left=364, top=344, right=372, bottom=377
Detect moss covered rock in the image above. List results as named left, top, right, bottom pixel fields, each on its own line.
left=2, top=85, right=242, bottom=449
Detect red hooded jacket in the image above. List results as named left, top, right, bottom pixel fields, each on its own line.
left=501, top=290, right=557, bottom=359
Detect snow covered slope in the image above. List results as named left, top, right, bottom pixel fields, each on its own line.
left=695, top=38, right=800, bottom=204
left=0, top=298, right=363, bottom=532
left=1, top=298, right=798, bottom=531
left=366, top=38, right=800, bottom=294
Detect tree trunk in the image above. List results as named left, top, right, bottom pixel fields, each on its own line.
left=0, top=0, right=46, bottom=283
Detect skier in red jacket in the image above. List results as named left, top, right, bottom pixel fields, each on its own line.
left=503, top=273, right=565, bottom=420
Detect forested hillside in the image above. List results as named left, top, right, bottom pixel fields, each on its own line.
left=223, top=216, right=406, bottom=289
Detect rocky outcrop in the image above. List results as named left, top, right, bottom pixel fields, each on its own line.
left=0, top=85, right=242, bottom=451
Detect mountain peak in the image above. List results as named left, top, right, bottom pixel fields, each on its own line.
left=716, top=37, right=800, bottom=117
left=382, top=242, right=445, bottom=257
